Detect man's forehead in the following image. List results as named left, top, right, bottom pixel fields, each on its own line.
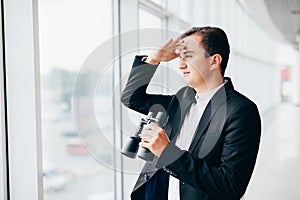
left=183, top=34, right=203, bottom=49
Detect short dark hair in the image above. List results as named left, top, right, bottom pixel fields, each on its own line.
left=180, top=26, right=230, bottom=76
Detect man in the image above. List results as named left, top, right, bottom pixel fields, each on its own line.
left=121, top=27, right=261, bottom=200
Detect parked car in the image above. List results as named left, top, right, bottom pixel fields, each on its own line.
left=66, top=137, right=88, bottom=155
left=43, top=166, right=73, bottom=192
left=61, top=130, right=78, bottom=137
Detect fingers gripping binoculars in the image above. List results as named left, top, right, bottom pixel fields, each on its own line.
left=121, top=111, right=168, bottom=162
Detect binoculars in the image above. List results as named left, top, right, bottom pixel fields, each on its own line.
left=121, top=111, right=168, bottom=162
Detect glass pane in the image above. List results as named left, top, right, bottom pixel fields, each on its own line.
left=179, top=0, right=189, bottom=22
left=38, top=1, right=115, bottom=200
left=139, top=8, right=163, bottom=29
left=138, top=8, right=164, bottom=93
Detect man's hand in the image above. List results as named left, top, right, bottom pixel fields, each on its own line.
left=140, top=123, right=170, bottom=157
left=145, top=37, right=185, bottom=65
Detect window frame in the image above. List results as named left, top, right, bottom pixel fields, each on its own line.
left=0, top=1, right=8, bottom=199
left=2, top=0, right=43, bottom=199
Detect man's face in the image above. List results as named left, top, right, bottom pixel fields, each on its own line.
left=178, top=34, right=212, bottom=89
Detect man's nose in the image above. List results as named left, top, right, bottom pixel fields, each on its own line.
left=179, top=59, right=187, bottom=69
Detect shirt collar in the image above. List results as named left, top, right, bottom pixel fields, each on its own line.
left=195, top=81, right=226, bottom=102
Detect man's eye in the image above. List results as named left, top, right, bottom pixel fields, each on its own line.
left=179, top=55, right=192, bottom=59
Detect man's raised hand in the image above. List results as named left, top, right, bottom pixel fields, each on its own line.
left=145, top=37, right=185, bottom=65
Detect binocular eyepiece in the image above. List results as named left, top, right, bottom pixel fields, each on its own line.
left=121, top=111, right=168, bottom=162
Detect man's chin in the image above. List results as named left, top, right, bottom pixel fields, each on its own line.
left=184, top=80, right=194, bottom=88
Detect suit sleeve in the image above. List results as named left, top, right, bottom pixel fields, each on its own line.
left=121, top=55, right=173, bottom=115
left=156, top=101, right=261, bottom=200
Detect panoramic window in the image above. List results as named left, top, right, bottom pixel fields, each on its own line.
left=38, top=0, right=115, bottom=199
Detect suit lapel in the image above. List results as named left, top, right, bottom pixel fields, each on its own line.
left=188, top=79, right=233, bottom=153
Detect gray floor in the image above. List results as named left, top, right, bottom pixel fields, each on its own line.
left=244, top=103, right=300, bottom=200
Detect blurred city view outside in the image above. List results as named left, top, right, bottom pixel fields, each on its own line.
left=41, top=66, right=115, bottom=200
left=38, top=0, right=178, bottom=198
left=39, top=0, right=161, bottom=198
left=40, top=45, right=146, bottom=200
left=39, top=0, right=119, bottom=199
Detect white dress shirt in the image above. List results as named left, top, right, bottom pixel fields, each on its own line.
left=168, top=83, right=225, bottom=200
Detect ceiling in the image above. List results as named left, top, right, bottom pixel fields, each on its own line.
left=264, top=0, right=300, bottom=49
left=240, top=0, right=300, bottom=50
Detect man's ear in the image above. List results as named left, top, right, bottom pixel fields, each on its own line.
left=210, top=54, right=222, bottom=70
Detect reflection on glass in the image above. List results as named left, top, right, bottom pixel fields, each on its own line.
left=39, top=0, right=114, bottom=199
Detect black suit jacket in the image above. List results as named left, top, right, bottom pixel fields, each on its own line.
left=121, top=56, right=261, bottom=200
